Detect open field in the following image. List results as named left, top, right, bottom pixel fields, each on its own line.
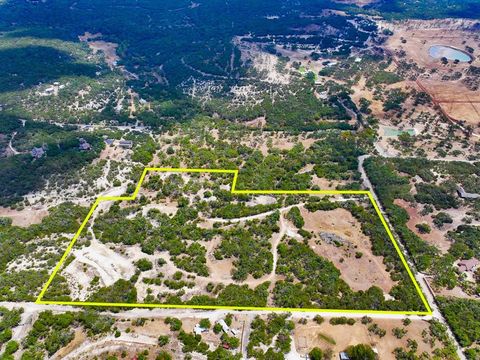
left=294, top=317, right=434, bottom=358
left=384, top=19, right=479, bottom=70
left=384, top=19, right=480, bottom=132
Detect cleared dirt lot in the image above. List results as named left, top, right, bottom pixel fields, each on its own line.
left=56, top=314, right=243, bottom=360
left=420, top=79, right=480, bottom=126
left=385, top=20, right=479, bottom=70
left=294, top=318, right=434, bottom=359
left=394, top=199, right=453, bottom=253
left=301, top=207, right=395, bottom=293
left=0, top=206, right=49, bottom=227
left=79, top=32, right=120, bottom=69
left=394, top=198, right=476, bottom=255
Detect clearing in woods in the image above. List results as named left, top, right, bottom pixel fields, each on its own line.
left=36, top=168, right=432, bottom=316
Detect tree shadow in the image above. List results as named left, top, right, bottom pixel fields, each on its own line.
left=0, top=45, right=98, bottom=93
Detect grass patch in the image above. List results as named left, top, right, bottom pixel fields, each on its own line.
left=318, top=332, right=336, bottom=345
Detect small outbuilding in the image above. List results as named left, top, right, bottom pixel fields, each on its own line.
left=31, top=146, right=45, bottom=159
left=193, top=324, right=208, bottom=335
left=119, top=140, right=133, bottom=149
left=457, top=185, right=480, bottom=199
left=218, top=319, right=230, bottom=333
left=78, top=138, right=92, bottom=151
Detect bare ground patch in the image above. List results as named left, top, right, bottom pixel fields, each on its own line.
left=301, top=207, right=395, bottom=293
left=294, top=318, right=433, bottom=358
left=0, top=206, right=49, bottom=227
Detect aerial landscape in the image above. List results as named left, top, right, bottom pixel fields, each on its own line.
left=0, top=0, right=479, bottom=359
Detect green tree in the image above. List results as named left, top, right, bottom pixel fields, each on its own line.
left=309, top=347, right=324, bottom=360
left=136, top=258, right=153, bottom=272
left=158, top=335, right=169, bottom=346
left=200, top=319, right=211, bottom=329
left=345, top=344, right=376, bottom=360
left=156, top=351, right=172, bottom=360
left=4, top=340, right=19, bottom=354
left=415, top=223, right=431, bottom=234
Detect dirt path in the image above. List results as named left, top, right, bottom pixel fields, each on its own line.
left=60, top=333, right=158, bottom=360
left=209, top=203, right=305, bottom=224
left=96, top=159, right=111, bottom=189
left=241, top=315, right=253, bottom=358
left=12, top=309, right=35, bottom=342
left=0, top=301, right=431, bottom=321
left=7, top=132, right=20, bottom=155
left=63, top=196, right=134, bottom=299
left=269, top=212, right=287, bottom=282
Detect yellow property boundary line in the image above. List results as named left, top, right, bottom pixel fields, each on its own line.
left=36, top=168, right=433, bottom=316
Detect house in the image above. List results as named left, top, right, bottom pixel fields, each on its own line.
left=194, top=324, right=208, bottom=335
left=80, top=124, right=93, bottom=131
left=105, top=138, right=115, bottom=146
left=31, top=146, right=45, bottom=159
left=339, top=352, right=350, bottom=360
left=457, top=185, right=480, bottom=200
left=44, top=87, right=55, bottom=95
left=413, top=175, right=423, bottom=183
left=216, top=319, right=238, bottom=336
left=316, top=91, right=328, bottom=100
left=218, top=319, right=230, bottom=333
left=119, top=140, right=133, bottom=149
left=458, top=258, right=480, bottom=273
left=78, top=138, right=92, bottom=151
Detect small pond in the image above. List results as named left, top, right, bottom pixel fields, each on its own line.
left=429, top=45, right=472, bottom=62
left=383, top=127, right=415, bottom=137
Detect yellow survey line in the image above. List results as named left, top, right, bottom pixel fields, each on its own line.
left=366, top=193, right=432, bottom=314
left=35, top=299, right=431, bottom=316
left=36, top=199, right=101, bottom=302
left=36, top=167, right=432, bottom=316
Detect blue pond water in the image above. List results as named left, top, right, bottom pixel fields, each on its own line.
left=429, top=45, right=472, bottom=62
